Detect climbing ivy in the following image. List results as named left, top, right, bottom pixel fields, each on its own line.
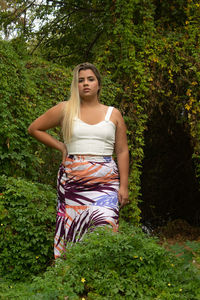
left=94, top=0, right=200, bottom=223
left=0, top=0, right=200, bottom=225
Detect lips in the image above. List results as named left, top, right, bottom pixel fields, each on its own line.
left=83, top=88, right=90, bottom=92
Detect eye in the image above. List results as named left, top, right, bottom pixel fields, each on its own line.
left=78, top=78, right=84, bottom=83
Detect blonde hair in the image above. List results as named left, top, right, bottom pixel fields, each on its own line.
left=62, top=62, right=102, bottom=143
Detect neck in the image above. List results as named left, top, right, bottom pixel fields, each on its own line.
left=81, top=97, right=100, bottom=107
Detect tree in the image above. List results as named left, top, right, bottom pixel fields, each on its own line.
left=0, top=0, right=37, bottom=39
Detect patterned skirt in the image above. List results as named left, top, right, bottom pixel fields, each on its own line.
left=54, top=155, right=119, bottom=258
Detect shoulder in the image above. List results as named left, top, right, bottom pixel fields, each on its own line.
left=112, top=107, right=122, bottom=118
left=28, top=101, right=67, bottom=131
left=56, top=101, right=67, bottom=110
left=109, top=107, right=124, bottom=127
left=43, top=101, right=67, bottom=124
left=50, top=101, right=67, bottom=116
left=47, top=101, right=66, bottom=112
left=100, top=104, right=121, bottom=116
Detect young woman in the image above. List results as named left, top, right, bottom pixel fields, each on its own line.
left=28, top=62, right=129, bottom=258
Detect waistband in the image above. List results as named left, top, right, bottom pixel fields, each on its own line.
left=67, top=154, right=113, bottom=162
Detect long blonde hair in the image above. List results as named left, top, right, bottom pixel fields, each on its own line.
left=62, top=62, right=102, bottom=143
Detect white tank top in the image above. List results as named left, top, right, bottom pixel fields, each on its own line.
left=65, top=107, right=116, bottom=155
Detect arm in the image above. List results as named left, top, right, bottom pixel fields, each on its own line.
left=28, top=102, right=67, bottom=163
left=114, top=109, right=129, bottom=207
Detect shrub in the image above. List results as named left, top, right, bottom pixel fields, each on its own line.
left=0, top=222, right=200, bottom=299
left=0, top=175, right=56, bottom=281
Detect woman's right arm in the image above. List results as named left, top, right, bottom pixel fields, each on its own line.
left=28, top=102, right=67, bottom=162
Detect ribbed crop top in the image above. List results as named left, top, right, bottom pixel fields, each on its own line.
left=65, top=107, right=116, bottom=155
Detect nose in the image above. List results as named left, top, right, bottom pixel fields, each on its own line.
left=83, top=79, right=89, bottom=86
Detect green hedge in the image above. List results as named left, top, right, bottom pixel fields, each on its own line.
left=0, top=39, right=71, bottom=185
left=0, top=175, right=56, bottom=280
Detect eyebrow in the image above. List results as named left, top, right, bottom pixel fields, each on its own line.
left=79, top=76, right=95, bottom=79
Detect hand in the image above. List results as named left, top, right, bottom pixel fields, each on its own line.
left=60, top=142, right=68, bottom=164
left=118, top=186, right=129, bottom=207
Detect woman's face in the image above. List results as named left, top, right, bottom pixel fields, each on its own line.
left=78, top=69, right=99, bottom=100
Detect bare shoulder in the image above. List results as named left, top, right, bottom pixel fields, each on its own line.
left=110, top=107, right=125, bottom=127
left=112, top=107, right=123, bottom=118
left=28, top=101, right=67, bottom=132
left=43, top=101, right=66, bottom=113
left=48, top=101, right=67, bottom=118
left=52, top=101, right=66, bottom=112
left=58, top=101, right=67, bottom=107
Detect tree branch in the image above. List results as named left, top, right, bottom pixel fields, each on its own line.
left=84, top=29, right=104, bottom=59
left=29, top=11, right=74, bottom=55
left=1, top=1, right=35, bottom=20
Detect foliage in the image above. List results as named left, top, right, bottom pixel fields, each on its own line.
left=140, top=1, right=200, bottom=223
left=0, top=0, right=200, bottom=226
left=0, top=0, right=113, bottom=62
left=94, top=0, right=200, bottom=224
left=94, top=0, right=155, bottom=223
left=0, top=175, right=56, bottom=280
left=169, top=240, right=200, bottom=267
left=0, top=2, right=200, bottom=297
left=0, top=222, right=200, bottom=299
left=0, top=39, right=71, bottom=184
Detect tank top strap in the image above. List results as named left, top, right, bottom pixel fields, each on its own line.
left=105, top=106, right=114, bottom=122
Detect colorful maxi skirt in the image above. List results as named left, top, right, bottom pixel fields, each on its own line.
left=54, top=155, right=120, bottom=258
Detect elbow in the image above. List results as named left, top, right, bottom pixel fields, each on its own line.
left=115, top=145, right=129, bottom=156
left=28, top=124, right=34, bottom=136
left=116, top=150, right=129, bottom=160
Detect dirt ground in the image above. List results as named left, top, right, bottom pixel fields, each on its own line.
left=154, top=219, right=200, bottom=242
left=153, top=219, right=200, bottom=269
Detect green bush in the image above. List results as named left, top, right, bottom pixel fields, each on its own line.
left=0, top=222, right=200, bottom=299
left=0, top=175, right=56, bottom=280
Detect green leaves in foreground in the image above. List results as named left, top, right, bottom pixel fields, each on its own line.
left=1, top=223, right=200, bottom=300
left=0, top=175, right=56, bottom=280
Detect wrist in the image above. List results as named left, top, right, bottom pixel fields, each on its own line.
left=58, top=141, right=66, bottom=152
left=119, top=179, right=128, bottom=188
left=119, top=184, right=128, bottom=189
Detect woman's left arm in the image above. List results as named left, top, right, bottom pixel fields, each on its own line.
left=114, top=109, right=129, bottom=207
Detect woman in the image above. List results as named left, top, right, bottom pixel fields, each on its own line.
left=28, top=62, right=129, bottom=258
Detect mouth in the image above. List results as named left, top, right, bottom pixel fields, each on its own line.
left=83, top=88, right=90, bottom=92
